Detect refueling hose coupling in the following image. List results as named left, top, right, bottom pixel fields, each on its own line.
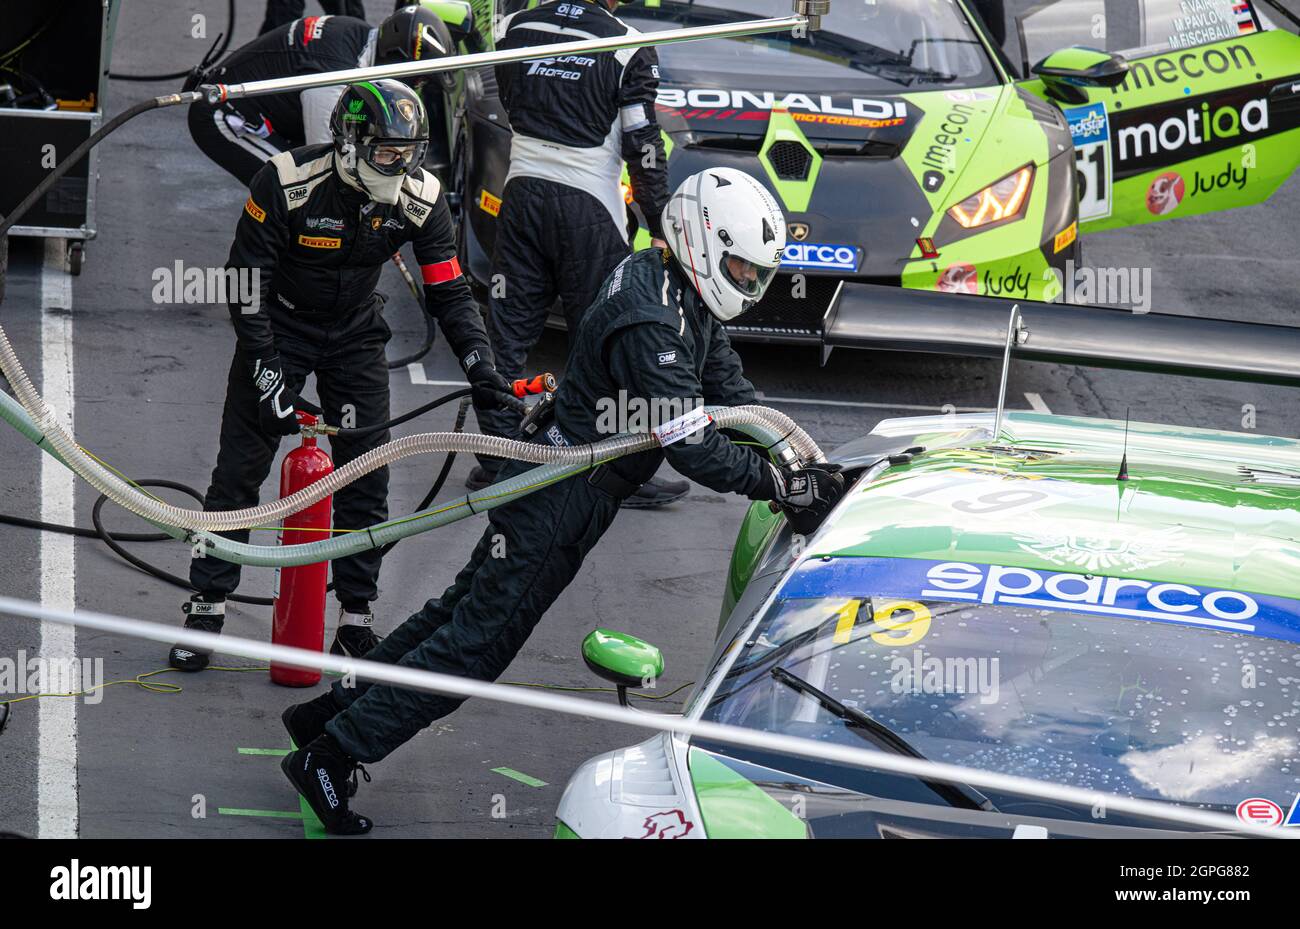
left=793, top=0, right=830, bottom=31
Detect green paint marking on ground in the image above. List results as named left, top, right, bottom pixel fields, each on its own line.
left=219, top=807, right=305, bottom=820
left=299, top=794, right=327, bottom=839
left=238, top=747, right=290, bottom=756
left=491, top=766, right=548, bottom=788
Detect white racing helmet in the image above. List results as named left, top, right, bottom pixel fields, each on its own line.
left=662, top=167, right=786, bottom=322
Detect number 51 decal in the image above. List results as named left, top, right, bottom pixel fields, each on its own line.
left=1066, top=102, right=1113, bottom=222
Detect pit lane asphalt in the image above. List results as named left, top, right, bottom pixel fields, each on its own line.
left=0, top=0, right=1297, bottom=839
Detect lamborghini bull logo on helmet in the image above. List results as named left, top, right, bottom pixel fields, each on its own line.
left=663, top=167, right=786, bottom=323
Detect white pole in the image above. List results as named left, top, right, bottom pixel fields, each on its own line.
left=0, top=595, right=1289, bottom=839
left=202, top=16, right=806, bottom=102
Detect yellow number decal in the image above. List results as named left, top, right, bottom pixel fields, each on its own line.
left=869, top=600, right=932, bottom=647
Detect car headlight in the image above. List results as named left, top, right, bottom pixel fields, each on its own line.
left=947, top=164, right=1035, bottom=229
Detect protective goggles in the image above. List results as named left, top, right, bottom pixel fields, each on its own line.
left=359, top=138, right=427, bottom=176
left=721, top=253, right=778, bottom=298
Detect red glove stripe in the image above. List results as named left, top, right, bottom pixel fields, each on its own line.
left=421, top=256, right=462, bottom=285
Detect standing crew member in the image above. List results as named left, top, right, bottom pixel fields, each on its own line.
left=186, top=7, right=450, bottom=186
left=468, top=0, right=689, bottom=509
left=277, top=169, right=848, bottom=834
left=169, top=80, right=517, bottom=670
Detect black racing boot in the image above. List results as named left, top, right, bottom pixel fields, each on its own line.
left=282, top=690, right=342, bottom=749
left=622, top=473, right=690, bottom=510
left=281, top=733, right=373, bottom=835
left=168, top=596, right=225, bottom=671
left=330, top=606, right=382, bottom=658
left=464, top=464, right=498, bottom=491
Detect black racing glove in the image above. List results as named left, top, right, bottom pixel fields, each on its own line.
left=466, top=358, right=524, bottom=414
left=753, top=463, right=846, bottom=536
left=250, top=355, right=317, bottom=437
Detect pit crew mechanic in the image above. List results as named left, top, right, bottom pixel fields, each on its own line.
left=185, top=6, right=450, bottom=186
left=168, top=80, right=518, bottom=669
left=467, top=0, right=686, bottom=508
left=277, top=169, right=848, bottom=834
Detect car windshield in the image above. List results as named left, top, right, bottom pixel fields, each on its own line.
left=623, top=0, right=1000, bottom=91
left=701, top=557, right=1300, bottom=815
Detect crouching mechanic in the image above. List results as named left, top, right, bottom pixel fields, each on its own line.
left=276, top=167, right=847, bottom=833
left=169, top=80, right=516, bottom=670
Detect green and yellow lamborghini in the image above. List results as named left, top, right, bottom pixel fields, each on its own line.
left=415, top=0, right=1300, bottom=348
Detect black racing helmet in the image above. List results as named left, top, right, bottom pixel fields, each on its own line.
left=376, top=5, right=453, bottom=86
left=329, top=79, right=430, bottom=177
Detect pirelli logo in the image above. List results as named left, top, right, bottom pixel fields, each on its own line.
left=1053, top=221, right=1078, bottom=254
left=479, top=189, right=502, bottom=217
left=297, top=234, right=341, bottom=249
left=244, top=197, right=266, bottom=223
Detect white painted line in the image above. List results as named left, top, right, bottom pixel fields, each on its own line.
left=407, top=362, right=467, bottom=388
left=38, top=238, right=78, bottom=838
left=1024, top=392, right=1052, bottom=414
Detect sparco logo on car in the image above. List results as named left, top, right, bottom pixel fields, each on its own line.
left=656, top=88, right=906, bottom=121
left=781, top=242, right=859, bottom=271
left=920, top=562, right=1262, bottom=629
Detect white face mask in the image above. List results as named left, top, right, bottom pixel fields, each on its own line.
left=356, top=161, right=406, bottom=205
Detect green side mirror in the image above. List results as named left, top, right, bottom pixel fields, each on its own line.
left=581, top=629, right=664, bottom=706
left=1031, top=46, right=1129, bottom=105
left=420, top=0, right=475, bottom=45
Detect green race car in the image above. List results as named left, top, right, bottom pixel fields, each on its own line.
left=414, top=0, right=1300, bottom=349
left=555, top=407, right=1300, bottom=838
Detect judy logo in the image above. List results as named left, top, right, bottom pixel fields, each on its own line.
left=1191, top=161, right=1249, bottom=195
left=983, top=267, right=1029, bottom=297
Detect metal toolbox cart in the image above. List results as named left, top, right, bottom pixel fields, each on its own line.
left=0, top=0, right=119, bottom=274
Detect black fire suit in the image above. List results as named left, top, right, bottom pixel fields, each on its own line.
left=324, top=248, right=769, bottom=762
left=186, top=15, right=376, bottom=186
left=477, top=0, right=671, bottom=447
left=191, top=144, right=493, bottom=609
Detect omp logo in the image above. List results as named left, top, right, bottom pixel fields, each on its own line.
left=781, top=242, right=859, bottom=271
left=50, top=860, right=152, bottom=909
left=920, top=561, right=1262, bottom=631
left=526, top=55, right=595, bottom=79
left=297, top=235, right=341, bottom=249
left=403, top=199, right=430, bottom=221
left=287, top=186, right=309, bottom=201
left=656, top=88, right=906, bottom=121
left=1111, top=43, right=1256, bottom=93
left=1117, top=98, right=1270, bottom=162
left=657, top=351, right=676, bottom=365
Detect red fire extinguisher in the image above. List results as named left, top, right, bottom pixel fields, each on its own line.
left=271, top=411, right=333, bottom=687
